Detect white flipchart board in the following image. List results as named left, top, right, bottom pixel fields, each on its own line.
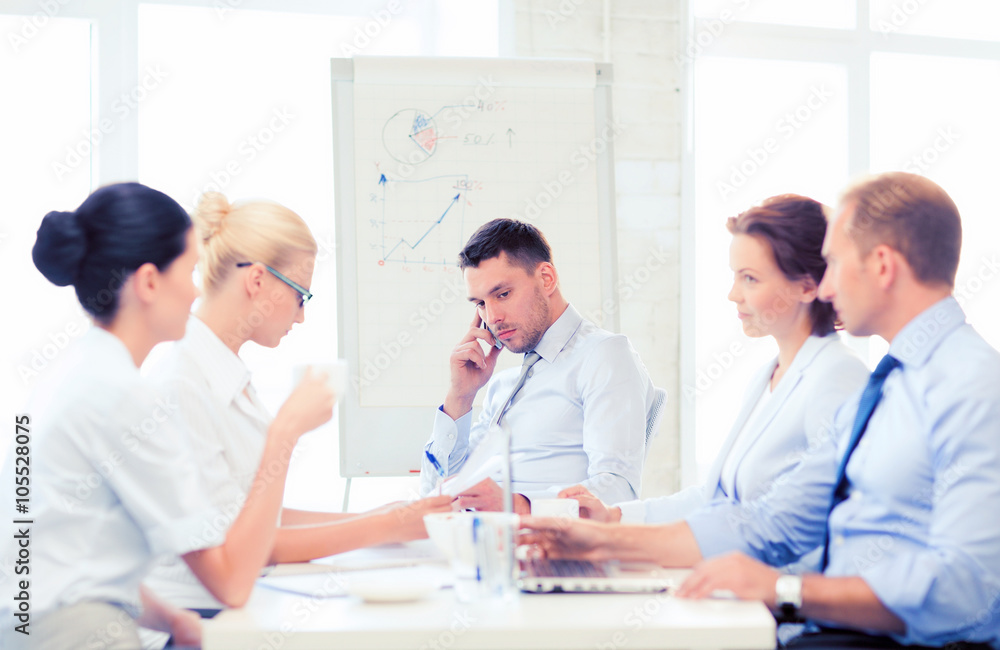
left=332, top=57, right=619, bottom=497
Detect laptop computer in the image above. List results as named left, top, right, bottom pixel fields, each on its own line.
left=517, top=558, right=676, bottom=594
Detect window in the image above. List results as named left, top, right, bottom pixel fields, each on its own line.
left=683, top=1, right=1000, bottom=485
left=1, top=1, right=500, bottom=512
left=1, top=15, right=92, bottom=429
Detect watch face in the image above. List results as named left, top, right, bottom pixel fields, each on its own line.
left=776, top=575, right=803, bottom=622
left=776, top=575, right=803, bottom=608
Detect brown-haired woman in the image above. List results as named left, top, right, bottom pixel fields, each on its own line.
left=563, top=195, right=869, bottom=564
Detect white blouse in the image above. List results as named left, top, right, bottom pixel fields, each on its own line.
left=143, top=315, right=272, bottom=608
left=0, top=328, right=223, bottom=621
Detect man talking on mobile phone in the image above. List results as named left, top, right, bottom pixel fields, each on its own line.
left=418, top=218, right=655, bottom=514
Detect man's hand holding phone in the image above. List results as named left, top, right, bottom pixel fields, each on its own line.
left=443, top=311, right=503, bottom=420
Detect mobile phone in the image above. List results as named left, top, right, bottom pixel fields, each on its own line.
left=483, top=320, right=504, bottom=350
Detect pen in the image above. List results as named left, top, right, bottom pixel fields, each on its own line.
left=425, top=450, right=445, bottom=496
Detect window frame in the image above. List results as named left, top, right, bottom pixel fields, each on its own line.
left=679, top=0, right=1000, bottom=487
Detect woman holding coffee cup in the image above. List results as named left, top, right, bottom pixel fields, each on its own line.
left=143, top=193, right=452, bottom=631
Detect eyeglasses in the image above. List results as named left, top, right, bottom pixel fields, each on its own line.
left=236, top=262, right=313, bottom=308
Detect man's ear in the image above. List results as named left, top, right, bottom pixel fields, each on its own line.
left=869, top=244, right=898, bottom=290
left=536, top=261, right=559, bottom=295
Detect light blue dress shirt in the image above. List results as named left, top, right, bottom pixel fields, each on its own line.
left=686, top=297, right=1000, bottom=647
left=420, top=304, right=655, bottom=504
left=618, top=335, right=868, bottom=529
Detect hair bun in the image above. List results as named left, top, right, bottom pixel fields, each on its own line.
left=33, top=210, right=87, bottom=287
left=194, top=192, right=233, bottom=242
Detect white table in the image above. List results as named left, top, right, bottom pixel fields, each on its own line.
left=204, top=567, right=776, bottom=650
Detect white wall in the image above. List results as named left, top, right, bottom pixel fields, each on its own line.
left=514, top=0, right=683, bottom=497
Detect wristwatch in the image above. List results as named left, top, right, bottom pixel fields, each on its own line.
left=775, top=575, right=803, bottom=621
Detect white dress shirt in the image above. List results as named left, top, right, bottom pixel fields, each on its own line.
left=420, top=304, right=655, bottom=504
left=618, top=334, right=868, bottom=525
left=143, top=315, right=272, bottom=609
left=0, top=328, right=222, bottom=621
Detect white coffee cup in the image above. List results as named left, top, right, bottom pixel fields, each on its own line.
left=293, top=360, right=349, bottom=397
left=531, top=498, right=580, bottom=518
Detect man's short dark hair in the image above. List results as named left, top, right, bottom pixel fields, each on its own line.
left=458, top=218, right=552, bottom=273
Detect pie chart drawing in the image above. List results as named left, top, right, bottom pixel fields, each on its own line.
left=382, top=109, right=438, bottom=165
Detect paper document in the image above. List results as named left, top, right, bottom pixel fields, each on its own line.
left=439, top=425, right=527, bottom=496
left=258, top=565, right=453, bottom=599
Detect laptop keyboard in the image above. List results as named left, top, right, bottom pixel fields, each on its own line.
left=526, top=559, right=609, bottom=578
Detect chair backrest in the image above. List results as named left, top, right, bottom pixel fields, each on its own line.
left=644, top=386, right=668, bottom=458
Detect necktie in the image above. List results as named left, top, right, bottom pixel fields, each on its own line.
left=495, top=351, right=542, bottom=425
left=820, top=353, right=901, bottom=570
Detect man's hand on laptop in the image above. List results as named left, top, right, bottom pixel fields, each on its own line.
left=675, top=552, right=780, bottom=605
left=558, top=485, right=622, bottom=523
left=517, top=516, right=613, bottom=562
left=457, top=477, right=531, bottom=514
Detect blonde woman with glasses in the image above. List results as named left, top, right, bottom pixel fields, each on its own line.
left=142, top=193, right=452, bottom=641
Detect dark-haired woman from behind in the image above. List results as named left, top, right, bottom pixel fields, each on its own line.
left=0, top=183, right=333, bottom=648
left=563, top=195, right=869, bottom=546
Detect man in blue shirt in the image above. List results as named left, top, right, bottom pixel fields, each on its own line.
left=420, top=219, right=655, bottom=513
left=524, top=173, right=1000, bottom=648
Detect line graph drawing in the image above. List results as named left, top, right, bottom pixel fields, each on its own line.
left=373, top=172, right=469, bottom=266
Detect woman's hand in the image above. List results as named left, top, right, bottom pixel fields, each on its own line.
left=558, top=485, right=622, bottom=523
left=275, top=368, right=336, bottom=440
